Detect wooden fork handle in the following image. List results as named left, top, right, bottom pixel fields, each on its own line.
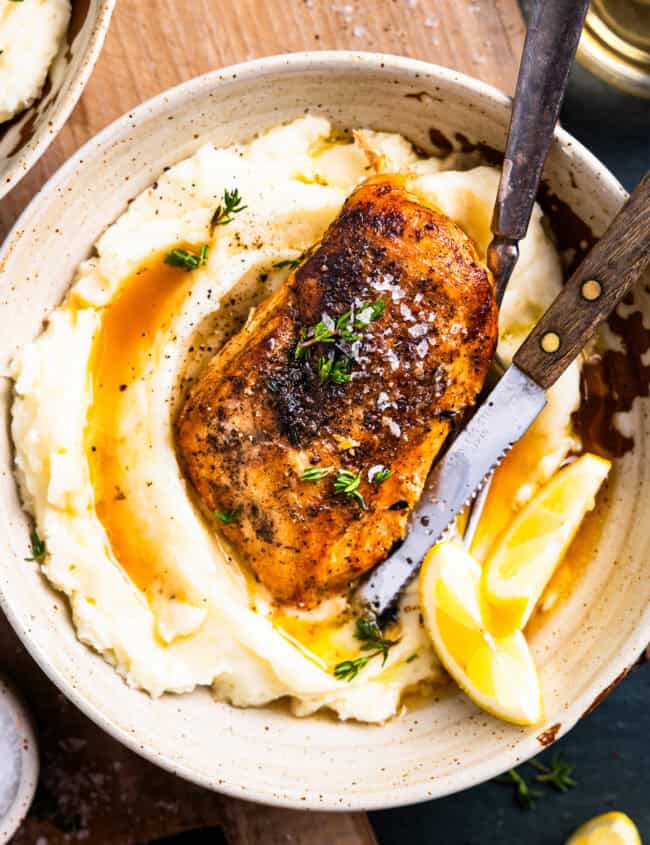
left=514, top=170, right=650, bottom=390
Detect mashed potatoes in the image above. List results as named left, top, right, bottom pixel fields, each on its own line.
left=11, top=117, right=580, bottom=723
left=0, top=0, right=70, bottom=123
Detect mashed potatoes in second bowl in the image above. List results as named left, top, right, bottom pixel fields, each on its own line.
left=0, top=0, right=70, bottom=123
left=11, top=116, right=580, bottom=723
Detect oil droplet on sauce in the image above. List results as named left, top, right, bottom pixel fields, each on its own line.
left=86, top=248, right=195, bottom=594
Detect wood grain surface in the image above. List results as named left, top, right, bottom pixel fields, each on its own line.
left=1, top=1, right=525, bottom=842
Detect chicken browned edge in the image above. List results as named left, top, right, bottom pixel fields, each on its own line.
left=176, top=175, right=498, bottom=607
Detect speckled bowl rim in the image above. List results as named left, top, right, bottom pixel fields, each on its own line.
left=0, top=51, right=645, bottom=812
left=0, top=0, right=115, bottom=201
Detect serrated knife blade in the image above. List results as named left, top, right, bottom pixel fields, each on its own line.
left=355, top=364, right=547, bottom=618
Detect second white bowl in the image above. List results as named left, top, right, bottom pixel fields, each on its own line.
left=0, top=0, right=115, bottom=201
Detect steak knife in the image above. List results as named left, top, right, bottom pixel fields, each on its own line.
left=357, top=170, right=650, bottom=619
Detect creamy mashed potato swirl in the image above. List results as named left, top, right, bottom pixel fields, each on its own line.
left=0, top=0, right=70, bottom=123
left=11, top=117, right=580, bottom=723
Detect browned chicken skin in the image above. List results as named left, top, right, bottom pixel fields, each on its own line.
left=176, top=176, right=498, bottom=607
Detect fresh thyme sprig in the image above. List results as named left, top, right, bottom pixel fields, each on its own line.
left=529, top=753, right=577, bottom=793
left=368, top=465, right=393, bottom=484
left=25, top=529, right=46, bottom=563
left=211, top=187, right=247, bottom=229
left=496, top=769, right=543, bottom=810
left=495, top=754, right=577, bottom=809
left=299, top=466, right=334, bottom=481
left=333, top=469, right=366, bottom=509
left=164, top=244, right=208, bottom=271
left=214, top=506, right=241, bottom=525
left=294, top=299, right=385, bottom=362
left=333, top=617, right=400, bottom=681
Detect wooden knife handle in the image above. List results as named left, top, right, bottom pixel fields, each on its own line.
left=514, top=170, right=650, bottom=389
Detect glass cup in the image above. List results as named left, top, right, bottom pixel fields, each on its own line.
left=578, top=0, right=650, bottom=97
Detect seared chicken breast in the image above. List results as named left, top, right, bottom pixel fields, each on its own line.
left=176, top=176, right=498, bottom=607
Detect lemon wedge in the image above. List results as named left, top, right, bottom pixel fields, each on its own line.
left=483, top=453, right=611, bottom=633
left=419, top=542, right=542, bottom=726
left=566, top=812, right=642, bottom=845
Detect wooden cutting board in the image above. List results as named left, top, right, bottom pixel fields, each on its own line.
left=1, top=1, right=525, bottom=842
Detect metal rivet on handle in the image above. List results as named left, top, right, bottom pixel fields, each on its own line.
left=541, top=331, right=561, bottom=353
left=581, top=279, right=602, bottom=301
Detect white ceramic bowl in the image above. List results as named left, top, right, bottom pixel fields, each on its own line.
left=0, top=0, right=115, bottom=201
left=0, top=53, right=647, bottom=811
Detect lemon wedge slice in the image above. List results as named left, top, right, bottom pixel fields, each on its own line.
left=420, top=542, right=542, bottom=726
left=566, top=812, right=642, bottom=845
left=483, top=453, right=611, bottom=633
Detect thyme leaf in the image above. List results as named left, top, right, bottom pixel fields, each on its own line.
left=496, top=769, right=543, bottom=810
left=164, top=244, right=209, bottom=271
left=25, top=529, right=46, bottom=563
left=333, top=469, right=366, bottom=509
left=318, top=354, right=352, bottom=384
left=294, top=320, right=335, bottom=360
left=299, top=466, right=334, bottom=482
left=356, top=299, right=385, bottom=326
left=368, top=465, right=393, bottom=484
left=214, top=506, right=241, bottom=525
left=272, top=257, right=301, bottom=270
left=333, top=655, right=371, bottom=681
left=211, top=187, right=247, bottom=229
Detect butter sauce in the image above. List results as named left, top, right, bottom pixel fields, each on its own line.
left=86, top=247, right=195, bottom=594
